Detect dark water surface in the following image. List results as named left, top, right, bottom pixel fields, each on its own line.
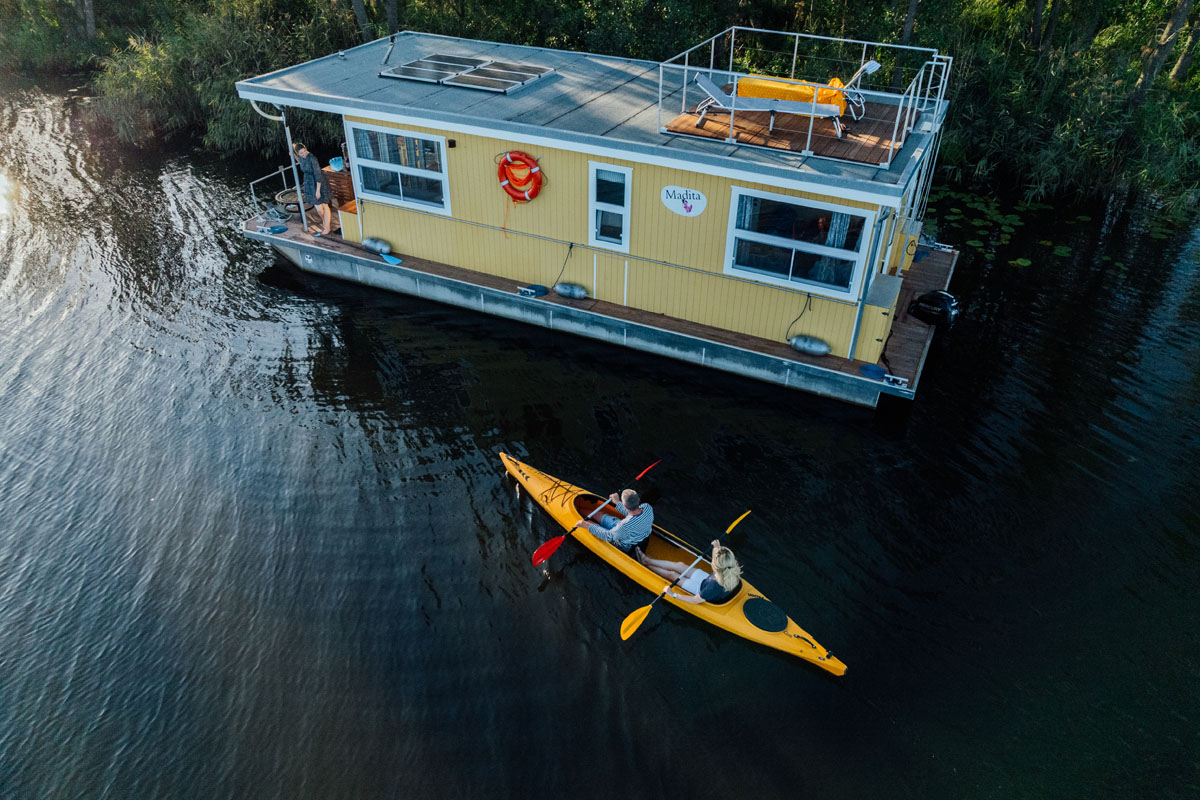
left=1, top=76, right=1197, bottom=799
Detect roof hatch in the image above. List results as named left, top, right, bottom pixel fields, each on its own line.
left=380, top=53, right=554, bottom=93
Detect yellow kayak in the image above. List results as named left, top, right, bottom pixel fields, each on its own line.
left=500, top=452, right=847, bottom=676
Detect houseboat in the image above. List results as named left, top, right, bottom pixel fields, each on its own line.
left=236, top=27, right=958, bottom=407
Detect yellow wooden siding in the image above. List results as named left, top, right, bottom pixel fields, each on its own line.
left=338, top=208, right=361, bottom=244
left=854, top=302, right=893, bottom=364
left=346, top=115, right=891, bottom=358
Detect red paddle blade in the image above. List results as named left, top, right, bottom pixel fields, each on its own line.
left=531, top=535, right=567, bottom=566
left=634, top=460, right=661, bottom=481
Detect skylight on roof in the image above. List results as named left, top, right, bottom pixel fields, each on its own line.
left=380, top=53, right=554, bottom=93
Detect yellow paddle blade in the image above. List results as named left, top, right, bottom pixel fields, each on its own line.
left=620, top=603, right=655, bottom=640
left=725, top=509, right=752, bottom=534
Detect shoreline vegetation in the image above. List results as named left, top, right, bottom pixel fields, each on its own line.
left=1, top=0, right=1197, bottom=215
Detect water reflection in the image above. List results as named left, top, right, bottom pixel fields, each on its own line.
left=0, top=73, right=1197, bottom=800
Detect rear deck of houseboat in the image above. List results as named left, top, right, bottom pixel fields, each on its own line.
left=242, top=212, right=956, bottom=405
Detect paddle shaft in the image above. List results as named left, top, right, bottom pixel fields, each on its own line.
left=658, top=551, right=708, bottom=599
left=660, top=509, right=751, bottom=599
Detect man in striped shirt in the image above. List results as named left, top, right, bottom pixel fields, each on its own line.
left=573, top=489, right=654, bottom=554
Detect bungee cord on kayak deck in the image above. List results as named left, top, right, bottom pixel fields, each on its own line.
left=531, top=458, right=660, bottom=566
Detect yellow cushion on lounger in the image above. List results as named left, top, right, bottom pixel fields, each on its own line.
left=737, top=76, right=848, bottom=117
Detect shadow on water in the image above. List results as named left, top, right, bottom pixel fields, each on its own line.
left=0, top=75, right=1197, bottom=799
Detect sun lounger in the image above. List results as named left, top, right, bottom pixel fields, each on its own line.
left=693, top=61, right=880, bottom=140
left=694, top=73, right=846, bottom=138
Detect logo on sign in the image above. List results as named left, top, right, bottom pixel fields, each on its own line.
left=661, top=186, right=707, bottom=217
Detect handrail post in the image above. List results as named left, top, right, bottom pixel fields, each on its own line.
left=659, top=64, right=666, bottom=129
left=728, top=74, right=739, bottom=141
left=886, top=90, right=903, bottom=167
left=790, top=34, right=799, bottom=79
left=804, top=94, right=815, bottom=154
left=682, top=52, right=689, bottom=112
left=904, top=73, right=917, bottom=136
left=281, top=110, right=307, bottom=228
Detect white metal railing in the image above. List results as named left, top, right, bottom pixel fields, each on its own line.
left=658, top=27, right=952, bottom=170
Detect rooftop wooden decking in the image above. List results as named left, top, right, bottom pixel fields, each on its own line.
left=665, top=100, right=916, bottom=165
left=245, top=215, right=956, bottom=392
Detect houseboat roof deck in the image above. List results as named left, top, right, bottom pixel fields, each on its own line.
left=243, top=213, right=957, bottom=398
left=235, top=29, right=950, bottom=203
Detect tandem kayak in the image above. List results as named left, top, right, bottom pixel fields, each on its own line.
left=500, top=452, right=846, bottom=676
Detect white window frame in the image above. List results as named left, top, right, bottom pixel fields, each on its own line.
left=587, top=162, right=632, bottom=253
left=343, top=119, right=451, bottom=216
left=723, top=186, right=876, bottom=302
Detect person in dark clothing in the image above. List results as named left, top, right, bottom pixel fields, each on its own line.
left=292, top=142, right=332, bottom=236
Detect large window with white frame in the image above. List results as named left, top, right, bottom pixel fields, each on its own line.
left=345, top=121, right=450, bottom=215
left=588, top=162, right=631, bottom=253
left=724, top=187, right=872, bottom=300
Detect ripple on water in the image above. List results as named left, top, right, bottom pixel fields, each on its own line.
left=0, top=76, right=1198, bottom=799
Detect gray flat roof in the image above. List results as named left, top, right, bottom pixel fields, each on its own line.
left=236, top=31, right=945, bottom=203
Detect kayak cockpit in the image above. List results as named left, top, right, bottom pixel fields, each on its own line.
left=573, top=493, right=614, bottom=521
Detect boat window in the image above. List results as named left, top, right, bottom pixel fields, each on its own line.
left=587, top=162, right=632, bottom=253
left=345, top=122, right=450, bottom=215
left=724, top=187, right=872, bottom=301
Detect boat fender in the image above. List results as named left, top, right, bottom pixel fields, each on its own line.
left=553, top=282, right=588, bottom=299
left=787, top=335, right=831, bottom=356
left=362, top=237, right=392, bottom=255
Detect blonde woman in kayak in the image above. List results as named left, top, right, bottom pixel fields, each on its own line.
left=635, top=540, right=742, bottom=604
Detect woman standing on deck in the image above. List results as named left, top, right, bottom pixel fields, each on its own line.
left=292, top=143, right=332, bottom=237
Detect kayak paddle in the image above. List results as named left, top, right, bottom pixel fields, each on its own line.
left=530, top=459, right=661, bottom=566
left=619, top=509, right=751, bottom=641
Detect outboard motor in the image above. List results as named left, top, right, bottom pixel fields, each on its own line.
left=908, top=290, right=960, bottom=327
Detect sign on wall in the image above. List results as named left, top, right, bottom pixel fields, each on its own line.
left=660, top=186, right=707, bottom=217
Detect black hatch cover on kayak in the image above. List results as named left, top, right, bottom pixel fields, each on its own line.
left=743, top=597, right=788, bottom=632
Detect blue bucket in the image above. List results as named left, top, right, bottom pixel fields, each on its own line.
left=329, top=156, right=344, bottom=172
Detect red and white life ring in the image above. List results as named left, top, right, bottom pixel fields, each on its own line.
left=497, top=151, right=543, bottom=202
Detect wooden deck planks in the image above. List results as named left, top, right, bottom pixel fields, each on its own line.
left=244, top=216, right=956, bottom=390
left=664, top=101, right=916, bottom=164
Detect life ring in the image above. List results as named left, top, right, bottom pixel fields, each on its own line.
left=497, top=151, right=543, bottom=202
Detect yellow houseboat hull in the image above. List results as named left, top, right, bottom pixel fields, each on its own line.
left=501, top=452, right=847, bottom=676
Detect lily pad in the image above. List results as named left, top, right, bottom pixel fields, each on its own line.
left=1010, top=258, right=1032, bottom=267
left=1040, top=240, right=1053, bottom=246
left=966, top=239, right=985, bottom=248
left=1053, top=245, right=1072, bottom=257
